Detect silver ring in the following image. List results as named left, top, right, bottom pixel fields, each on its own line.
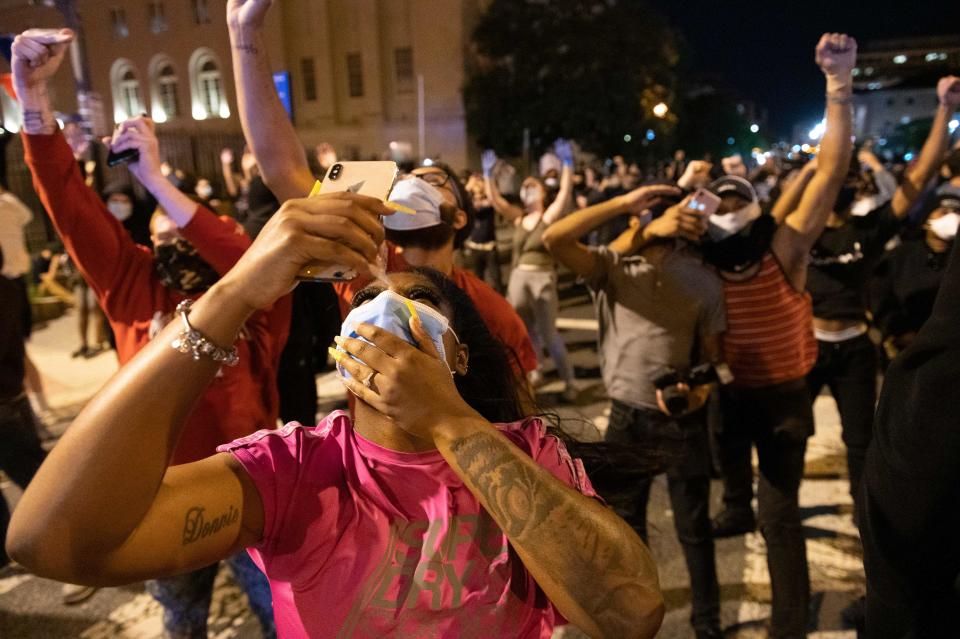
left=362, top=371, right=376, bottom=388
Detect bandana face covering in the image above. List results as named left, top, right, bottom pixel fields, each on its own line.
left=338, top=290, right=459, bottom=378
left=154, top=239, right=220, bottom=293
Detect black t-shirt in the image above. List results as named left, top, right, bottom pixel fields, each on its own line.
left=860, top=239, right=960, bottom=634
left=469, top=205, right=496, bottom=244
left=870, top=238, right=949, bottom=338
left=807, top=203, right=903, bottom=321
left=0, top=274, right=26, bottom=401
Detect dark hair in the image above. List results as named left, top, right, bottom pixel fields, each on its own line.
left=409, top=267, right=672, bottom=503
left=384, top=201, right=461, bottom=252
left=419, top=161, right=476, bottom=248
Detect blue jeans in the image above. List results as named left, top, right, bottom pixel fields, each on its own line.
left=605, top=400, right=720, bottom=633
left=145, top=551, right=275, bottom=638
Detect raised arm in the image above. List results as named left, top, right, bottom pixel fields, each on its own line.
left=221, top=148, right=240, bottom=199
left=770, top=159, right=817, bottom=224
left=542, top=184, right=682, bottom=277
left=543, top=139, right=575, bottom=224
left=891, top=76, right=960, bottom=218
left=12, top=29, right=153, bottom=308
left=772, top=33, right=856, bottom=290
left=482, top=150, right=525, bottom=221
left=6, top=193, right=391, bottom=585
left=336, top=327, right=664, bottom=639
left=227, top=0, right=314, bottom=202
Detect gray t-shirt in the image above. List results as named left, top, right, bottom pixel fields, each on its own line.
left=587, top=244, right=727, bottom=409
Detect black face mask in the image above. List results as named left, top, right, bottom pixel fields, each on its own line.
left=154, top=239, right=219, bottom=293
left=700, top=215, right=776, bottom=274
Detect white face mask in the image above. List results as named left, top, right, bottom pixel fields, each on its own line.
left=107, top=201, right=133, bottom=221
left=708, top=200, right=762, bottom=240
left=520, top=185, right=542, bottom=208
left=197, top=185, right=214, bottom=200
left=929, top=212, right=960, bottom=241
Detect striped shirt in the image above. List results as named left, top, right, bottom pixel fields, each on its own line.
left=722, top=252, right=817, bottom=387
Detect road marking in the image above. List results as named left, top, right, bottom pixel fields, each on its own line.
left=0, top=573, right=31, bottom=595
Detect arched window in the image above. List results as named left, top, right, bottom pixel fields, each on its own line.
left=149, top=56, right=180, bottom=122
left=110, top=60, right=143, bottom=123
left=189, top=50, right=230, bottom=120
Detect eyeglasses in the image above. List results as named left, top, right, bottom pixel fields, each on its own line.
left=416, top=171, right=451, bottom=188
left=415, top=171, right=464, bottom=209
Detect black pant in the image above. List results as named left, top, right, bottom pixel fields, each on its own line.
left=605, top=400, right=720, bottom=633
left=0, top=396, right=47, bottom=565
left=463, top=247, right=503, bottom=294
left=717, top=380, right=812, bottom=639
left=806, top=334, right=877, bottom=516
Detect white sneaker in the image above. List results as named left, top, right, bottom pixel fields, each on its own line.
left=61, top=582, right=98, bottom=605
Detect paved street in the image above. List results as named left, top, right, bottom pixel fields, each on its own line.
left=1, top=282, right=864, bottom=638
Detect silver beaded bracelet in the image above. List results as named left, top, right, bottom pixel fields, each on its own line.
left=170, top=299, right=240, bottom=367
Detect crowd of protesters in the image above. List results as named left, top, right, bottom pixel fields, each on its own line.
left=1, top=9, right=959, bottom=639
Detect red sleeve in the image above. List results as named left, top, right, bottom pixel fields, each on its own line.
left=454, top=269, right=538, bottom=374
left=22, top=131, right=154, bottom=316
left=178, top=211, right=252, bottom=276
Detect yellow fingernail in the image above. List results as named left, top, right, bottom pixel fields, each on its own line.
left=402, top=299, right=420, bottom=321
left=328, top=347, right=343, bottom=362
left=309, top=180, right=323, bottom=197
left=384, top=201, right=416, bottom=215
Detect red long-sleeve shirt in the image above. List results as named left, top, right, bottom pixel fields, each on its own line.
left=24, top=131, right=291, bottom=465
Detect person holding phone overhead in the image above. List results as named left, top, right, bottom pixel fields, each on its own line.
left=543, top=184, right=729, bottom=639
left=226, top=0, right=539, bottom=385
left=9, top=28, right=289, bottom=636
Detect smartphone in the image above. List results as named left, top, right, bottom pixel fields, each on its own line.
left=106, top=147, right=139, bottom=167
left=297, top=161, right=400, bottom=282
left=688, top=188, right=721, bottom=217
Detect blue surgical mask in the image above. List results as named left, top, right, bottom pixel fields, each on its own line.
left=337, top=290, right=459, bottom=377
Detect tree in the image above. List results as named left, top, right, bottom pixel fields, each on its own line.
left=464, top=0, right=679, bottom=159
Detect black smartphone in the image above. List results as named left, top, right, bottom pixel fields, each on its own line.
left=106, top=147, right=139, bottom=167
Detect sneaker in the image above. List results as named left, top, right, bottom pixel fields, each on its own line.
left=61, top=582, right=98, bottom=605
left=71, top=346, right=90, bottom=359
left=527, top=369, right=545, bottom=388
left=561, top=385, right=579, bottom=404
left=710, top=508, right=757, bottom=538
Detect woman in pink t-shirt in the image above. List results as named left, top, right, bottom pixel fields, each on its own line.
left=8, top=193, right=663, bottom=638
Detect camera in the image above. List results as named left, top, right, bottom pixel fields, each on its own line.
left=652, top=363, right=719, bottom=416
left=327, top=163, right=343, bottom=181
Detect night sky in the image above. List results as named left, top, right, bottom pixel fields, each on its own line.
left=650, top=0, right=960, bottom=139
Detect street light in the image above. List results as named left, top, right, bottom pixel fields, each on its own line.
left=750, top=123, right=760, bottom=133
left=652, top=102, right=669, bottom=118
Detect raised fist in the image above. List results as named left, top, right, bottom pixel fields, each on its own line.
left=816, top=33, right=857, bottom=77
left=11, top=29, right=74, bottom=91
left=937, top=76, right=960, bottom=109
left=227, top=0, right=273, bottom=32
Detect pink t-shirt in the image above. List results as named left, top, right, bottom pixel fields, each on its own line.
left=217, top=411, right=597, bottom=639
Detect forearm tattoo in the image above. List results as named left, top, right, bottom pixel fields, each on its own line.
left=182, top=505, right=240, bottom=546
left=234, top=42, right=259, bottom=55
left=450, top=431, right=658, bottom=635
left=22, top=108, right=56, bottom=135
